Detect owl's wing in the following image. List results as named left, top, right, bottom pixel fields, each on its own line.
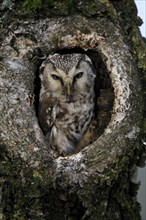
left=38, top=91, right=57, bottom=135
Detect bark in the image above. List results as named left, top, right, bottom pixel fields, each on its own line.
left=0, top=0, right=146, bottom=219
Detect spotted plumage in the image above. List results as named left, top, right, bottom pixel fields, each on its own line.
left=38, top=53, right=96, bottom=155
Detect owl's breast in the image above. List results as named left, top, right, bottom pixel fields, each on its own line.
left=39, top=91, right=95, bottom=154
left=56, top=94, right=94, bottom=136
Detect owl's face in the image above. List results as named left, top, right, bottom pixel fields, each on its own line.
left=40, top=53, right=95, bottom=97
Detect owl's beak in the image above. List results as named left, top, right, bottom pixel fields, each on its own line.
left=65, top=78, right=72, bottom=96
left=67, top=82, right=71, bottom=96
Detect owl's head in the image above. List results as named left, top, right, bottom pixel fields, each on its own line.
left=40, top=53, right=95, bottom=97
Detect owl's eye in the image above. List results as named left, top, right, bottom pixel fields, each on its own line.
left=51, top=74, right=60, bottom=80
left=74, top=72, right=84, bottom=80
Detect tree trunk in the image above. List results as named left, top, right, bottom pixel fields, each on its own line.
left=0, top=0, right=146, bottom=219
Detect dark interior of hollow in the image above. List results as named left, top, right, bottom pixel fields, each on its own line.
left=34, top=47, right=115, bottom=147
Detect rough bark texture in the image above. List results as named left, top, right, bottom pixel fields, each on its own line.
left=0, top=0, right=146, bottom=219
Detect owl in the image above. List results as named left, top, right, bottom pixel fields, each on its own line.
left=38, top=53, right=96, bottom=155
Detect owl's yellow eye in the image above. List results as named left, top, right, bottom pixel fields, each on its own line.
left=51, top=74, right=60, bottom=80
left=74, top=72, right=84, bottom=80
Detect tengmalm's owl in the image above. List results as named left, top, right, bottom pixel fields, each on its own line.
left=38, top=53, right=96, bottom=155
